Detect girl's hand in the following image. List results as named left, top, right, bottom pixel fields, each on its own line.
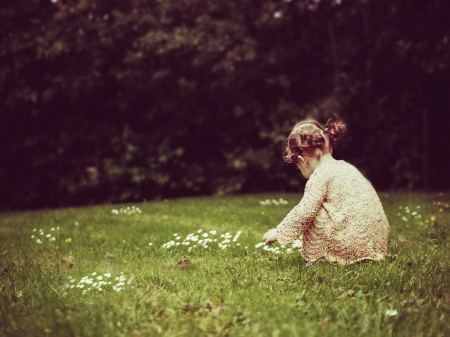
left=263, top=228, right=278, bottom=246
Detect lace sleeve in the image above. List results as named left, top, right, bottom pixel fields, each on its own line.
left=276, top=170, right=328, bottom=245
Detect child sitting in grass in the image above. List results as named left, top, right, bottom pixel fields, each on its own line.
left=263, top=116, right=390, bottom=265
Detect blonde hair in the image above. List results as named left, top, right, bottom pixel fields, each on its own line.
left=283, top=115, right=347, bottom=163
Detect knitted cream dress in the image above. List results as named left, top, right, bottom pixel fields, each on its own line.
left=276, top=160, right=390, bottom=265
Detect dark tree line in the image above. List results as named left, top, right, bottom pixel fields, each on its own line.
left=1, top=0, right=449, bottom=209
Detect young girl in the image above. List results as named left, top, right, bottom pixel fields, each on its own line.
left=263, top=116, right=389, bottom=265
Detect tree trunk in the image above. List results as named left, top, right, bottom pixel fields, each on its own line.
left=326, top=0, right=340, bottom=89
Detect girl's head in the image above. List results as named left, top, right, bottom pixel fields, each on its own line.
left=283, top=115, right=347, bottom=166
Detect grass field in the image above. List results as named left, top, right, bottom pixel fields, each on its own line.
left=0, top=192, right=449, bottom=337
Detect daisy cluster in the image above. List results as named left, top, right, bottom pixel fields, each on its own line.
left=111, top=206, right=142, bottom=215
left=397, top=205, right=423, bottom=222
left=397, top=204, right=435, bottom=228
left=254, top=238, right=302, bottom=254
left=30, top=227, right=60, bottom=244
left=160, top=229, right=244, bottom=252
left=64, top=272, right=134, bottom=294
left=259, top=198, right=288, bottom=206
left=156, top=229, right=303, bottom=255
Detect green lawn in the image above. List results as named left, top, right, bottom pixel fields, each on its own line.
left=0, top=192, right=449, bottom=337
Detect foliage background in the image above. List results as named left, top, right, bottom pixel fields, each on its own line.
left=1, top=0, right=449, bottom=209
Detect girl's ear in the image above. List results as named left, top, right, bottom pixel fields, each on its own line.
left=298, top=155, right=310, bottom=167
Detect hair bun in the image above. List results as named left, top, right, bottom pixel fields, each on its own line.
left=325, top=114, right=347, bottom=145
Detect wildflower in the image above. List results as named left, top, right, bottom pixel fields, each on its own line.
left=292, top=239, right=303, bottom=248
left=122, top=240, right=126, bottom=244
left=92, top=272, right=97, bottom=276
left=65, top=238, right=72, bottom=243
left=33, top=228, right=37, bottom=232
left=148, top=243, right=153, bottom=246
left=385, top=309, right=398, bottom=317
left=36, top=239, right=43, bottom=244
left=74, top=222, right=79, bottom=226
left=51, top=227, right=55, bottom=231
left=431, top=215, right=436, bottom=221
left=439, top=208, right=443, bottom=213
left=31, top=235, right=35, bottom=239
left=279, top=198, right=288, bottom=205
left=46, top=234, right=52, bottom=238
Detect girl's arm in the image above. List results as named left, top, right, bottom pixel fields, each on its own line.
left=275, top=176, right=327, bottom=246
